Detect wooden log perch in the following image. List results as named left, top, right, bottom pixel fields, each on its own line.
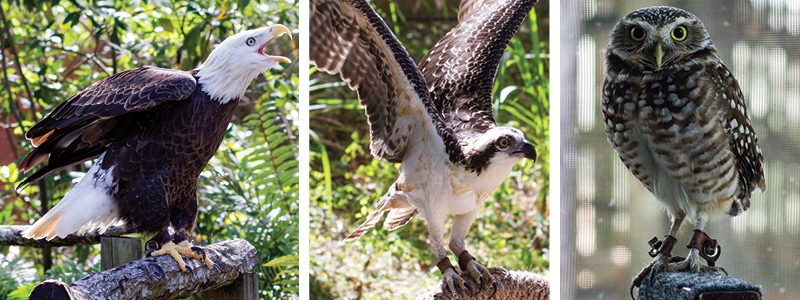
left=0, top=225, right=128, bottom=248
left=28, top=238, right=258, bottom=300
left=418, top=268, right=549, bottom=300
left=637, top=269, right=762, bottom=300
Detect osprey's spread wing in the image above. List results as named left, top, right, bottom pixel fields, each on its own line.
left=18, top=66, right=196, bottom=188
left=419, top=0, right=537, bottom=139
left=310, top=0, right=463, bottom=164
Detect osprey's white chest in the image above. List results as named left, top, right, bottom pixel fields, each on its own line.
left=396, top=131, right=516, bottom=217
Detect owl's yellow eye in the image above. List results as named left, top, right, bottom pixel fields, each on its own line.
left=630, top=26, right=646, bottom=41
left=671, top=26, right=688, bottom=41
left=498, top=138, right=509, bottom=147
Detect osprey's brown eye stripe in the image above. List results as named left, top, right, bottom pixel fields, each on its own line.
left=631, top=26, right=646, bottom=41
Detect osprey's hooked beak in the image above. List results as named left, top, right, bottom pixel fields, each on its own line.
left=259, top=24, right=292, bottom=64
left=512, top=141, right=537, bottom=161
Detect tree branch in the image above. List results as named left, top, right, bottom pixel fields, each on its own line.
left=28, top=239, right=258, bottom=300
left=418, top=268, right=549, bottom=300
left=0, top=225, right=128, bottom=248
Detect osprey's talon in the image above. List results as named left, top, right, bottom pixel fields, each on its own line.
left=460, top=257, right=496, bottom=296
left=442, top=267, right=471, bottom=295
left=489, top=281, right=498, bottom=299
left=212, top=263, right=221, bottom=273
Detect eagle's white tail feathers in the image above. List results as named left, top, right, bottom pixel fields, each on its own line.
left=22, top=154, right=122, bottom=240
left=384, top=207, right=417, bottom=231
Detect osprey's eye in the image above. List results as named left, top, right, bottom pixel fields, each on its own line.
left=246, top=37, right=256, bottom=46
left=671, top=26, right=688, bottom=41
left=498, top=138, right=509, bottom=148
left=630, top=26, right=646, bottom=41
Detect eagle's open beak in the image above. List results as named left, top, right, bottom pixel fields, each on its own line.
left=261, top=24, right=292, bottom=64
left=512, top=141, right=537, bottom=161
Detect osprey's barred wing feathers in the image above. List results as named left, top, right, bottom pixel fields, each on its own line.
left=18, top=67, right=196, bottom=188
left=419, top=0, right=537, bottom=140
left=310, top=0, right=464, bottom=164
left=457, top=0, right=487, bottom=23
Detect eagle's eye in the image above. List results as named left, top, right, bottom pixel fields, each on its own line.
left=498, top=138, right=509, bottom=148
left=246, top=37, right=256, bottom=46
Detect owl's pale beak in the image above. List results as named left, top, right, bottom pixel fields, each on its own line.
left=655, top=44, right=664, bottom=69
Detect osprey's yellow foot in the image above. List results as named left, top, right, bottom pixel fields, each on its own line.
left=149, top=240, right=219, bottom=273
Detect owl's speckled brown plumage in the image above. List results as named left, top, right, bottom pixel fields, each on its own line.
left=602, top=6, right=766, bottom=287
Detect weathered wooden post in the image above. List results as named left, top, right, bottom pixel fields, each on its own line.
left=205, top=272, right=259, bottom=300
left=100, top=235, right=142, bottom=270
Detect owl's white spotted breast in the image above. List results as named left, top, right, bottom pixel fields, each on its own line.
left=603, top=56, right=764, bottom=219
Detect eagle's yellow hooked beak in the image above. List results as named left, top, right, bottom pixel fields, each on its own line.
left=263, top=24, right=292, bottom=64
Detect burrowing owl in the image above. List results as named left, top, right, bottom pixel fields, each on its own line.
left=602, top=6, right=766, bottom=287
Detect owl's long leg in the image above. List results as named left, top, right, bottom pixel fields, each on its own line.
left=662, top=212, right=724, bottom=273
left=449, top=207, right=501, bottom=297
left=427, top=210, right=471, bottom=295
left=632, top=212, right=686, bottom=289
left=148, top=230, right=219, bottom=272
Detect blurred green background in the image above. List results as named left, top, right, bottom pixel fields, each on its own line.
left=0, top=0, right=298, bottom=299
left=309, top=0, right=550, bottom=298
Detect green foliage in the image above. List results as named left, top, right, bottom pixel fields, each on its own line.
left=0, top=0, right=298, bottom=298
left=310, top=0, right=549, bottom=298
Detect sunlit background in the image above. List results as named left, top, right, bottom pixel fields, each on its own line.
left=562, top=0, right=800, bottom=298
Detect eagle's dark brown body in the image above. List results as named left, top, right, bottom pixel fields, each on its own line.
left=19, top=66, right=237, bottom=237
left=105, top=85, right=237, bottom=233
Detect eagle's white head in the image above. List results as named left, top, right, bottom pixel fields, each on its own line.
left=463, top=127, right=536, bottom=178
left=197, top=25, right=292, bottom=103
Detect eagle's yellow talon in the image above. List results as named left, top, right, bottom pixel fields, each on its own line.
left=149, top=240, right=215, bottom=271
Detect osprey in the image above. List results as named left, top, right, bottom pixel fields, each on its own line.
left=310, top=0, right=537, bottom=295
left=18, top=25, right=291, bottom=272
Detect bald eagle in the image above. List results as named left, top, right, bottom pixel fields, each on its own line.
left=18, top=25, right=292, bottom=272
left=311, top=0, right=537, bottom=295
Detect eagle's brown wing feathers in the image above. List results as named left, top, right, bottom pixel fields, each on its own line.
left=18, top=67, right=196, bottom=188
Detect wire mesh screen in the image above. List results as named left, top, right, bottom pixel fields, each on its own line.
left=562, top=0, right=800, bottom=298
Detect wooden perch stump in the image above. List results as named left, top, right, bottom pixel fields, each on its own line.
left=418, top=268, right=549, bottom=300
left=0, top=225, right=128, bottom=248
left=100, top=236, right=142, bottom=270
left=28, top=238, right=258, bottom=300
left=637, top=269, right=762, bottom=300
